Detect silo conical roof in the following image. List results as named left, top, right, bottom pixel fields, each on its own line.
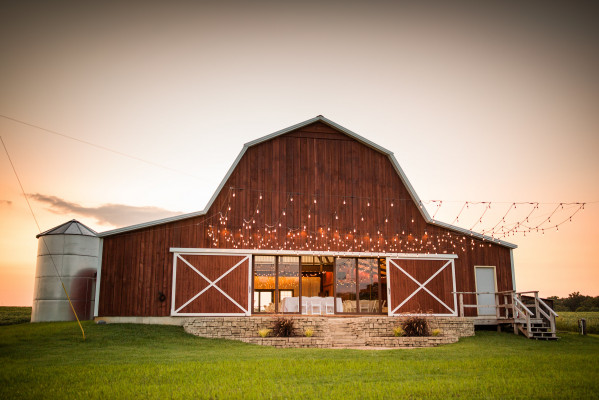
left=36, top=219, right=97, bottom=238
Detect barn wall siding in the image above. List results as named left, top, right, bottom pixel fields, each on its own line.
left=98, top=122, right=513, bottom=317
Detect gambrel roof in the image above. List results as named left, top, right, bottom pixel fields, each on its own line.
left=98, top=116, right=516, bottom=249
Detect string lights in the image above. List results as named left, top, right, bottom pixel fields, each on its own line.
left=202, top=187, right=587, bottom=254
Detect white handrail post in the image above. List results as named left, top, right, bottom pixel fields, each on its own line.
left=495, top=293, right=500, bottom=319
left=534, top=292, right=540, bottom=318
left=512, top=292, right=518, bottom=335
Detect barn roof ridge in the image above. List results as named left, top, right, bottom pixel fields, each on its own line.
left=97, top=116, right=517, bottom=249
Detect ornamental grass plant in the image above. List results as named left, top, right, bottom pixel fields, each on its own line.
left=402, top=316, right=430, bottom=337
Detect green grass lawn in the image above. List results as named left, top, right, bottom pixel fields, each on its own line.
left=1, top=315, right=598, bottom=399
left=556, top=311, right=599, bottom=334
left=0, top=307, right=31, bottom=326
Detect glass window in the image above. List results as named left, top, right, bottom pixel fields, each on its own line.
left=358, top=258, right=379, bottom=313
left=253, top=256, right=275, bottom=313
left=254, top=290, right=274, bottom=312
left=336, top=258, right=357, bottom=312
left=279, top=290, right=293, bottom=302
left=278, top=256, right=300, bottom=313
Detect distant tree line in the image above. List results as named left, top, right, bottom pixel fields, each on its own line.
left=547, top=292, right=599, bottom=312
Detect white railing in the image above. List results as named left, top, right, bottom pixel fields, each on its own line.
left=455, top=291, right=514, bottom=319
left=515, top=291, right=558, bottom=336
left=454, top=290, right=558, bottom=338
left=513, top=294, right=534, bottom=336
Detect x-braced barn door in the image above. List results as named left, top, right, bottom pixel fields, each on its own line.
left=171, top=253, right=252, bottom=316
left=387, top=258, right=457, bottom=316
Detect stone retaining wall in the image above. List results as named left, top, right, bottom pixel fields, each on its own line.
left=183, top=316, right=474, bottom=348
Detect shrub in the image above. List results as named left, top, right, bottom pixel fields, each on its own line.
left=402, top=316, right=429, bottom=337
left=393, top=326, right=405, bottom=337
left=431, top=328, right=442, bottom=337
left=258, top=329, right=270, bottom=338
left=272, top=317, right=295, bottom=337
left=304, top=328, right=314, bottom=337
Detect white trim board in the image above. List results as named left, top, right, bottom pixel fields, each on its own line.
left=96, top=116, right=517, bottom=249
left=171, top=252, right=252, bottom=317
left=93, top=238, right=103, bottom=317
left=170, top=247, right=458, bottom=259
left=387, top=257, right=457, bottom=317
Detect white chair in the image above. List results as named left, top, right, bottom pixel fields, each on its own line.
left=301, top=297, right=308, bottom=314
left=324, top=297, right=335, bottom=315
left=359, top=300, right=371, bottom=313
left=310, top=297, right=322, bottom=315
left=370, top=300, right=379, bottom=313
left=343, top=300, right=356, bottom=313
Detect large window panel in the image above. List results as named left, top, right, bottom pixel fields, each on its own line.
left=358, top=258, right=379, bottom=313
left=253, top=256, right=275, bottom=313
left=336, top=258, right=357, bottom=312
left=278, top=256, right=300, bottom=313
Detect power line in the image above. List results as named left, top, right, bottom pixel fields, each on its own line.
left=0, top=135, right=86, bottom=340
left=0, top=114, right=201, bottom=179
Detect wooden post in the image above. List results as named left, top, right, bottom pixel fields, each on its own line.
left=579, top=319, right=587, bottom=335
left=512, top=293, right=519, bottom=335
left=495, top=293, right=500, bottom=319
left=459, top=293, right=464, bottom=317
left=534, top=292, right=540, bottom=318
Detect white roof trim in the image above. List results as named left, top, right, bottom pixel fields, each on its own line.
left=171, top=248, right=459, bottom=259
left=97, top=116, right=517, bottom=249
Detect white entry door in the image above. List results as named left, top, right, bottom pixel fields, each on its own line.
left=475, top=266, right=497, bottom=316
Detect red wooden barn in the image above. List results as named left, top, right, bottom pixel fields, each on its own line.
left=93, top=116, right=520, bottom=322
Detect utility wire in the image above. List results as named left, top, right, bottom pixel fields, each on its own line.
left=0, top=135, right=86, bottom=340
left=0, top=114, right=201, bottom=179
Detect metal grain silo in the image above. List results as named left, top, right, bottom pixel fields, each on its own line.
left=31, top=220, right=100, bottom=322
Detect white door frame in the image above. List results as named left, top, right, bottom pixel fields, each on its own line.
left=387, top=257, right=457, bottom=317
left=171, top=252, right=252, bottom=316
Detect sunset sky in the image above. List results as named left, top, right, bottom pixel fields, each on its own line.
left=1, top=1, right=597, bottom=306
